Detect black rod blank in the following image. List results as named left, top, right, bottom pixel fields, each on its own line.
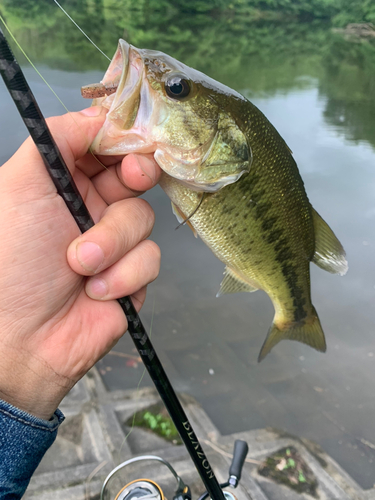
left=0, top=27, right=226, bottom=500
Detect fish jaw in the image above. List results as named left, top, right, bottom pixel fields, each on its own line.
left=88, top=40, right=251, bottom=192
left=91, top=40, right=161, bottom=155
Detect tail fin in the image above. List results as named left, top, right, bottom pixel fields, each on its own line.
left=258, top=307, right=326, bottom=362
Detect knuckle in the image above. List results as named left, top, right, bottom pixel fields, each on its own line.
left=123, top=199, right=155, bottom=241
left=144, top=241, right=161, bottom=279
left=99, top=199, right=156, bottom=261
left=133, top=199, right=155, bottom=228
left=132, top=287, right=147, bottom=312
left=45, top=115, right=69, bottom=138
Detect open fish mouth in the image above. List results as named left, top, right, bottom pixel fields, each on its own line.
left=81, top=40, right=158, bottom=155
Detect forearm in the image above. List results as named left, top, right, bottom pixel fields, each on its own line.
left=0, top=399, right=64, bottom=499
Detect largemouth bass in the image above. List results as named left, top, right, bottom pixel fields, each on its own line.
left=83, top=40, right=348, bottom=361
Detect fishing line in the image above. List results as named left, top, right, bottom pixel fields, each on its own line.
left=52, top=0, right=166, bottom=405
left=175, top=192, right=206, bottom=230
left=0, top=12, right=111, bottom=174
left=49, top=1, right=113, bottom=171
left=85, top=460, right=108, bottom=500
left=0, top=13, right=70, bottom=114
left=53, top=0, right=111, bottom=61
left=47, top=2, right=160, bottom=420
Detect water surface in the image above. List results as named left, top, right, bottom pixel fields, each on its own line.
left=1, top=3, right=375, bottom=489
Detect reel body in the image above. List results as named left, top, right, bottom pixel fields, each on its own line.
left=101, top=440, right=248, bottom=500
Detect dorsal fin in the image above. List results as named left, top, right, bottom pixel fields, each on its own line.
left=216, top=266, right=259, bottom=297
left=312, top=208, right=348, bottom=276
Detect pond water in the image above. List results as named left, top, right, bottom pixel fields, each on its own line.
left=1, top=2, right=375, bottom=490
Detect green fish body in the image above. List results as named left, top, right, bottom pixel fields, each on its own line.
left=87, top=40, right=348, bottom=360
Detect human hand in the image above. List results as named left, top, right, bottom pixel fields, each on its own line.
left=0, top=107, right=161, bottom=420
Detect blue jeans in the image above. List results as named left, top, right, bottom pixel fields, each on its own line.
left=0, top=399, right=64, bottom=499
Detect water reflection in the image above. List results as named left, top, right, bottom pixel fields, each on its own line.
left=321, top=36, right=375, bottom=148
left=1, top=0, right=375, bottom=490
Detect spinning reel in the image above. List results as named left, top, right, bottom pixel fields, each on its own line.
left=101, top=440, right=249, bottom=500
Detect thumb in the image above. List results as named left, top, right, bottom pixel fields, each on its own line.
left=10, top=106, right=107, bottom=178
left=1, top=106, right=107, bottom=204
left=47, top=106, right=107, bottom=162
left=44, top=106, right=107, bottom=164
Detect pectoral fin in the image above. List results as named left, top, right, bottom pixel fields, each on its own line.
left=217, top=266, right=259, bottom=297
left=312, top=208, right=348, bottom=276
left=171, top=202, right=198, bottom=238
left=258, top=306, right=326, bottom=362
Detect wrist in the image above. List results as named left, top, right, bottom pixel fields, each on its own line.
left=0, top=344, right=74, bottom=420
left=0, top=389, right=66, bottom=421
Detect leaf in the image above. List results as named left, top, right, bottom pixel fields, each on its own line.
left=298, top=471, right=307, bottom=483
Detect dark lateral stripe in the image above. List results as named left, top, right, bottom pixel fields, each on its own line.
left=267, top=228, right=283, bottom=244
left=262, top=216, right=277, bottom=232
left=279, top=262, right=308, bottom=322
left=254, top=201, right=271, bottom=220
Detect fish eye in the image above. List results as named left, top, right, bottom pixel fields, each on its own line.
left=165, top=75, right=191, bottom=99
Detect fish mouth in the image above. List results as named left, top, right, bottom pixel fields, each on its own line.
left=82, top=40, right=249, bottom=192
left=81, top=40, right=207, bottom=177
left=82, top=40, right=156, bottom=155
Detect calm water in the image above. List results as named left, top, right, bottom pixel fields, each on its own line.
left=1, top=3, right=375, bottom=489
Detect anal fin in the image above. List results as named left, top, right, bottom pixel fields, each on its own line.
left=217, top=266, right=259, bottom=297
left=312, top=208, right=348, bottom=276
left=258, top=306, right=326, bottom=362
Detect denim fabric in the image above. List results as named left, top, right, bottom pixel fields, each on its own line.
left=0, top=399, right=64, bottom=499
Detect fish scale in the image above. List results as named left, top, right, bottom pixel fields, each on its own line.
left=86, top=39, right=348, bottom=361
left=160, top=159, right=312, bottom=320
left=161, top=97, right=314, bottom=325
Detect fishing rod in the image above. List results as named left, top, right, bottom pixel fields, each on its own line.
left=0, top=25, right=226, bottom=500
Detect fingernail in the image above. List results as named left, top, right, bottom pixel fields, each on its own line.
left=76, top=241, right=104, bottom=272
left=136, top=156, right=156, bottom=183
left=80, top=106, right=102, bottom=117
left=86, top=278, right=108, bottom=299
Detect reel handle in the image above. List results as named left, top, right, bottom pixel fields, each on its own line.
left=228, top=440, right=249, bottom=487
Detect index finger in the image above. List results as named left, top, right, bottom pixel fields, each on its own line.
left=90, top=153, right=162, bottom=204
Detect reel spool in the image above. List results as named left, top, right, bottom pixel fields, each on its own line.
left=100, top=455, right=190, bottom=500
left=114, top=479, right=164, bottom=500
